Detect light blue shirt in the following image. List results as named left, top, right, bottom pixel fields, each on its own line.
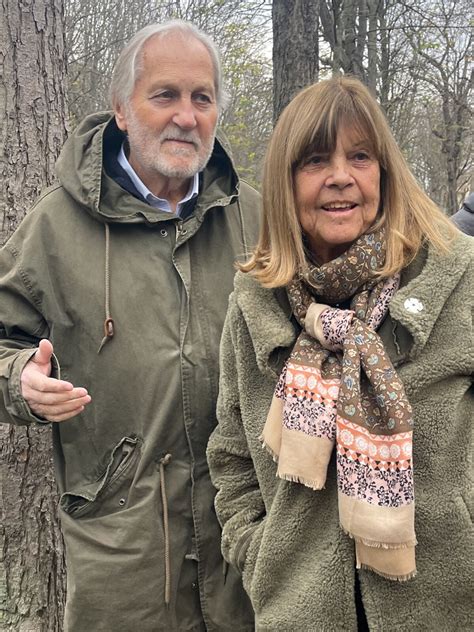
left=118, top=142, right=199, bottom=216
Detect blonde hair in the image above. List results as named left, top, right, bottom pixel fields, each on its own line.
left=242, top=76, right=456, bottom=287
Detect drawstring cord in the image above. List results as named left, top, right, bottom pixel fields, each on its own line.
left=237, top=197, right=249, bottom=260
left=98, top=223, right=115, bottom=353
left=159, top=453, right=172, bottom=607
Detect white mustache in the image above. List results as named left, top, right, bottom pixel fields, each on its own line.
left=159, top=127, right=201, bottom=149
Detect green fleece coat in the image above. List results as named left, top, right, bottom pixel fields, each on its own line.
left=208, top=234, right=473, bottom=632
left=0, top=113, right=260, bottom=631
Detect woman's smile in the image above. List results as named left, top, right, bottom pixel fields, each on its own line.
left=321, top=201, right=357, bottom=211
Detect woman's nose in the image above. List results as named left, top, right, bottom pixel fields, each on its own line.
left=325, top=158, right=353, bottom=188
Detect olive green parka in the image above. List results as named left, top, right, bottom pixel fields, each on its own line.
left=0, top=113, right=260, bottom=631
left=208, top=235, right=473, bottom=632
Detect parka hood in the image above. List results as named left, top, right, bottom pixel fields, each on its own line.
left=55, top=111, right=240, bottom=225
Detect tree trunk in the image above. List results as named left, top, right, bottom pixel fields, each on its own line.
left=0, top=1, right=68, bottom=629
left=366, top=0, right=378, bottom=93
left=272, top=0, right=320, bottom=122
left=377, top=0, right=390, bottom=109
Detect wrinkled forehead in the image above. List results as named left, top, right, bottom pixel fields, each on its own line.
left=135, top=31, right=217, bottom=89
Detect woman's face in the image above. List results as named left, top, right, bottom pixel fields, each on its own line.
left=295, top=125, right=381, bottom=263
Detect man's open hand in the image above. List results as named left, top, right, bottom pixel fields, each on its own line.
left=20, top=339, right=91, bottom=422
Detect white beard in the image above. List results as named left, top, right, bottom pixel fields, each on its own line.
left=125, top=111, right=216, bottom=179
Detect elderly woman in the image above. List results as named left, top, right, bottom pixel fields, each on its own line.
left=207, top=77, right=473, bottom=631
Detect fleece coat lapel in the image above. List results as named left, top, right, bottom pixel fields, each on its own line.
left=234, top=274, right=297, bottom=379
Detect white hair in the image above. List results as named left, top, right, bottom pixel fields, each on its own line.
left=109, top=20, right=229, bottom=112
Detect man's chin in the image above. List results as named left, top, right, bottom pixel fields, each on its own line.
left=155, top=160, right=200, bottom=180
left=154, top=150, right=214, bottom=179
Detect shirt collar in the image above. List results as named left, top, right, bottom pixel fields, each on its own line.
left=118, top=141, right=199, bottom=215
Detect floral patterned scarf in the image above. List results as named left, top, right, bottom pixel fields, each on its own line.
left=261, top=229, right=417, bottom=580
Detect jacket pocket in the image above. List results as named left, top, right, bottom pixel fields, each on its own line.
left=60, top=434, right=141, bottom=518
left=455, top=491, right=473, bottom=527
left=240, top=519, right=266, bottom=599
left=234, top=522, right=264, bottom=573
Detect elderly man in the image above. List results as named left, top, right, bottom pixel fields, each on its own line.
left=0, top=21, right=258, bottom=632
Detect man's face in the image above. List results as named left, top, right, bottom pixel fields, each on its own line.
left=114, top=33, right=218, bottom=185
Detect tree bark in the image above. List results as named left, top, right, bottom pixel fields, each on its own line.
left=272, top=0, right=320, bottom=122
left=0, top=1, right=68, bottom=629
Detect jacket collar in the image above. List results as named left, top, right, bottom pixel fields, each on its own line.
left=234, top=234, right=472, bottom=376
left=56, top=112, right=240, bottom=225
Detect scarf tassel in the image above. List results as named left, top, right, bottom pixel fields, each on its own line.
left=260, top=438, right=278, bottom=461
left=357, top=562, right=417, bottom=582
left=278, top=473, right=325, bottom=491
left=341, top=526, right=418, bottom=550
left=261, top=439, right=326, bottom=490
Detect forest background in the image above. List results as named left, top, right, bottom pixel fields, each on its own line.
left=0, top=0, right=472, bottom=630
left=64, top=0, right=473, bottom=211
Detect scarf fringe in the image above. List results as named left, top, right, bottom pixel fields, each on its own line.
left=357, top=562, right=417, bottom=582
left=260, top=440, right=326, bottom=490
left=260, top=438, right=279, bottom=463
left=278, top=472, right=325, bottom=491
left=341, top=526, right=417, bottom=549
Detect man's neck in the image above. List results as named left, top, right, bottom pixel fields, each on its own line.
left=129, top=156, right=190, bottom=214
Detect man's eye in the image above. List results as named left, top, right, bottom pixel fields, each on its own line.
left=194, top=93, right=212, bottom=104
left=153, top=91, right=174, bottom=101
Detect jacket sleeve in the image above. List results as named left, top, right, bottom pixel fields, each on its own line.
left=207, top=295, right=266, bottom=587
left=0, top=239, right=51, bottom=425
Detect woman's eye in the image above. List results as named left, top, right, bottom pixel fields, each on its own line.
left=302, top=155, right=325, bottom=169
left=353, top=152, right=370, bottom=161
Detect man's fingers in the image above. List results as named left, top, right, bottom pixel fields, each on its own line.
left=21, top=342, right=90, bottom=422
left=25, top=386, right=89, bottom=406
left=30, top=394, right=91, bottom=419
left=41, top=406, right=86, bottom=423
left=33, top=339, right=54, bottom=366
left=23, top=372, right=74, bottom=393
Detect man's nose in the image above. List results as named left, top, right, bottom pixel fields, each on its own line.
left=172, top=99, right=197, bottom=130
left=325, top=158, right=353, bottom=188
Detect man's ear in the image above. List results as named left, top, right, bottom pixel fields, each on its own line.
left=114, top=102, right=128, bottom=132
